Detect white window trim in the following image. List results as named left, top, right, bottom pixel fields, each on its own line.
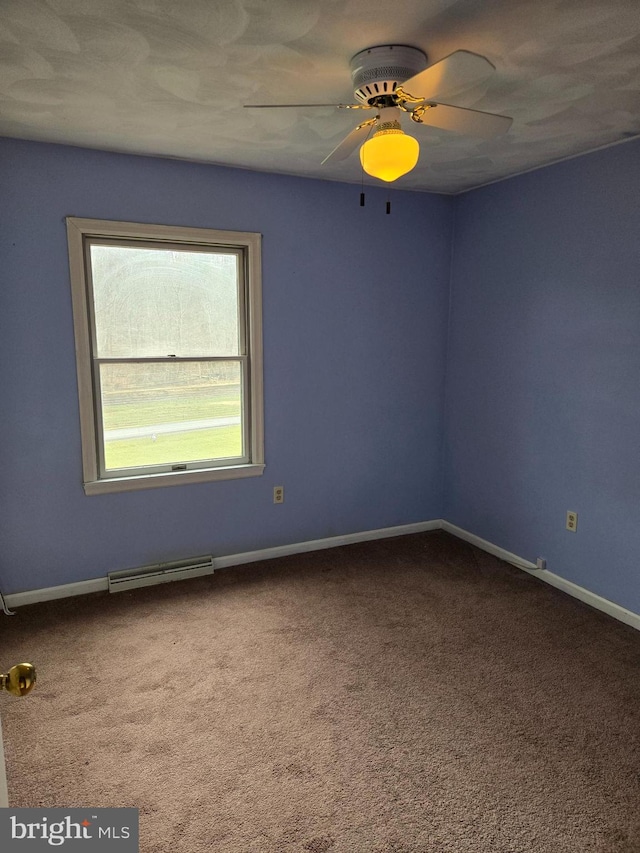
left=66, top=217, right=265, bottom=494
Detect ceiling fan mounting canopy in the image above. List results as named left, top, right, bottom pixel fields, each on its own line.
left=350, top=45, right=428, bottom=105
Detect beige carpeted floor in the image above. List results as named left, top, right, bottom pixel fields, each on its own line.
left=1, top=532, right=640, bottom=852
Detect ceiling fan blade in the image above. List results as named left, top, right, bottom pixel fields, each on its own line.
left=321, top=119, right=377, bottom=165
left=244, top=103, right=370, bottom=110
left=416, top=102, right=512, bottom=138
left=399, top=50, right=495, bottom=102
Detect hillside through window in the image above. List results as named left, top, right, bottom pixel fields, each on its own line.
left=66, top=219, right=264, bottom=493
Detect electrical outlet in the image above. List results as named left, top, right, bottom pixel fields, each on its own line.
left=566, top=510, right=578, bottom=532
left=273, top=486, right=284, bottom=504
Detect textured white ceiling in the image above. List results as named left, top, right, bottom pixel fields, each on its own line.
left=1, top=0, right=639, bottom=193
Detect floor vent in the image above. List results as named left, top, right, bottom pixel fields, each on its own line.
left=108, top=555, right=214, bottom=593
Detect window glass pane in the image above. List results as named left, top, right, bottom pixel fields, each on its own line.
left=90, top=244, right=240, bottom=357
left=99, top=361, right=243, bottom=471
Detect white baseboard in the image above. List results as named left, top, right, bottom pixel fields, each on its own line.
left=440, top=521, right=538, bottom=570
left=441, top=520, right=640, bottom=632
left=5, top=519, right=639, bottom=633
left=525, top=566, right=640, bottom=632
left=3, top=520, right=440, bottom=609
left=6, top=577, right=108, bottom=608
left=213, top=520, right=441, bottom=570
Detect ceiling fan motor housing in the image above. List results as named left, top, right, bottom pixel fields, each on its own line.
left=350, top=45, right=428, bottom=104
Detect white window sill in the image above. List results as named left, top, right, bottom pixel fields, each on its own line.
left=83, top=463, right=265, bottom=495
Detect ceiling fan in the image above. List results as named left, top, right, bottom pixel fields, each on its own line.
left=245, top=45, right=512, bottom=182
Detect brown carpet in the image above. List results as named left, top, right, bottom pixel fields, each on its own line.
left=1, top=531, right=640, bottom=852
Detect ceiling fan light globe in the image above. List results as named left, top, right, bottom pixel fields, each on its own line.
left=359, top=129, right=419, bottom=182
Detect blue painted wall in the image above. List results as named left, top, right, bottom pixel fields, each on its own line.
left=0, top=139, right=453, bottom=593
left=3, top=135, right=639, bottom=614
left=444, top=139, right=640, bottom=614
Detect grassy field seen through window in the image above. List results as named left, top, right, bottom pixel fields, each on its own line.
left=102, top=385, right=243, bottom=470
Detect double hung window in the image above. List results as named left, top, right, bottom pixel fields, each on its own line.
left=66, top=218, right=264, bottom=493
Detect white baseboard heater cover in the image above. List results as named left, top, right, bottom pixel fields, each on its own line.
left=108, top=555, right=214, bottom=593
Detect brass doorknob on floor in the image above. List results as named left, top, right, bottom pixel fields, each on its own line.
left=1, top=663, right=36, bottom=697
